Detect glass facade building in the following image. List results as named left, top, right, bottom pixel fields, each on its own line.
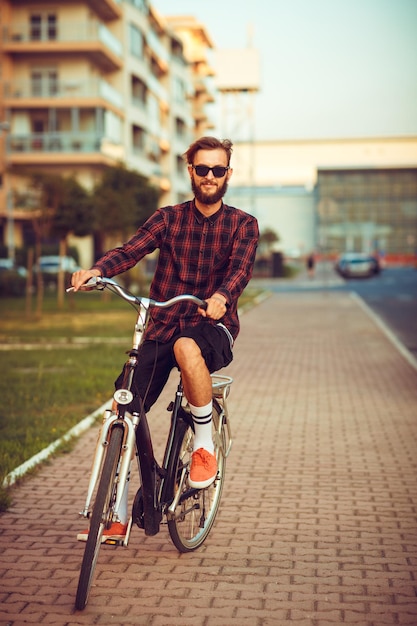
left=317, top=168, right=417, bottom=258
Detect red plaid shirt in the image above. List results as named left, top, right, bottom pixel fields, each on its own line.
left=93, top=200, right=259, bottom=342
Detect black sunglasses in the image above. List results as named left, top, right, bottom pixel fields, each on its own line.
left=192, top=164, right=230, bottom=178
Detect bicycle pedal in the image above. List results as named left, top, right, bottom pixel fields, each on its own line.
left=103, top=537, right=124, bottom=546
left=102, top=518, right=132, bottom=547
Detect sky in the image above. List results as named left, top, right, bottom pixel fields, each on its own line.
left=152, top=0, right=417, bottom=142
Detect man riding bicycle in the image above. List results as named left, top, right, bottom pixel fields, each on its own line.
left=71, top=136, right=259, bottom=541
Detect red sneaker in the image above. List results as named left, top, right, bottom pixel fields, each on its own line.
left=77, top=521, right=128, bottom=543
left=188, top=448, right=218, bottom=489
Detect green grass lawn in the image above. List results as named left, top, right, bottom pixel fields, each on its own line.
left=0, top=290, right=135, bottom=508
left=0, top=285, right=263, bottom=510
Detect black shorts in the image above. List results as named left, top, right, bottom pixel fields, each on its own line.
left=115, top=322, right=233, bottom=413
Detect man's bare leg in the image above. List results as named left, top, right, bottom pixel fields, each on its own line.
left=173, top=337, right=211, bottom=404
left=173, top=337, right=217, bottom=487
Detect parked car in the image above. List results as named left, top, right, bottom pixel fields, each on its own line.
left=36, top=255, right=81, bottom=275
left=34, top=255, right=81, bottom=287
left=335, top=253, right=381, bottom=279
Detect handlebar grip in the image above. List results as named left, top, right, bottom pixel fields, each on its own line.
left=65, top=276, right=102, bottom=294
left=200, top=300, right=208, bottom=311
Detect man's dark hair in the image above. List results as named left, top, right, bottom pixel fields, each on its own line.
left=184, top=136, right=233, bottom=166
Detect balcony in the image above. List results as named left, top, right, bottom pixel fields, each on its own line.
left=4, top=78, right=124, bottom=110
left=2, top=21, right=123, bottom=72
left=146, top=29, right=169, bottom=72
left=8, top=132, right=124, bottom=164
left=194, top=76, right=216, bottom=103
left=86, top=0, right=122, bottom=21
left=146, top=74, right=168, bottom=106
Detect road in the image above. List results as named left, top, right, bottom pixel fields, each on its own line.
left=253, top=264, right=417, bottom=361
left=341, top=266, right=417, bottom=359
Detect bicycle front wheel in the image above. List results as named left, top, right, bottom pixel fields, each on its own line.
left=167, top=400, right=226, bottom=552
left=75, top=426, right=123, bottom=610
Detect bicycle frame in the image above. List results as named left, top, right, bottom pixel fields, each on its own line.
left=73, top=277, right=232, bottom=540
left=71, top=276, right=234, bottom=610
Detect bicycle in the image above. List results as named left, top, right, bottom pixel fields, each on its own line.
left=67, top=276, right=233, bottom=610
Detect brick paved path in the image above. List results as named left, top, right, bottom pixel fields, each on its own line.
left=1, top=291, right=417, bottom=626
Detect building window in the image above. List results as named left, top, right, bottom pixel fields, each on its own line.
left=131, top=75, right=147, bottom=107
left=132, top=124, right=145, bottom=153
left=176, top=155, right=186, bottom=176
left=31, top=68, right=58, bottom=97
left=175, top=117, right=186, bottom=138
left=149, top=57, right=162, bottom=80
left=173, top=76, right=187, bottom=104
left=30, top=13, right=57, bottom=41
left=31, top=119, right=45, bottom=150
left=146, top=94, right=160, bottom=136
left=147, top=136, right=160, bottom=162
left=129, top=24, right=144, bottom=59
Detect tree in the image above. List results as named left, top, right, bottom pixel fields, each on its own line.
left=91, top=165, right=159, bottom=290
left=27, top=173, right=92, bottom=313
left=50, top=176, right=93, bottom=307
left=92, top=164, right=159, bottom=256
left=52, top=176, right=93, bottom=239
left=26, top=172, right=63, bottom=316
left=259, top=227, right=280, bottom=255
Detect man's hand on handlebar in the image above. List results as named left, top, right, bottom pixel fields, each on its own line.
left=199, top=293, right=227, bottom=320
left=71, top=268, right=101, bottom=292
left=69, top=274, right=225, bottom=320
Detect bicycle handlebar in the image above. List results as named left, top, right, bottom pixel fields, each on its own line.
left=67, top=276, right=208, bottom=310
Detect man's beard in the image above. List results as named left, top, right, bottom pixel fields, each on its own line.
left=191, top=177, right=228, bottom=205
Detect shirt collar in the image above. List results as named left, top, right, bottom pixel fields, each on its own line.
left=191, top=199, right=224, bottom=225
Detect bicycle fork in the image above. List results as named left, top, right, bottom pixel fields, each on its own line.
left=79, top=410, right=139, bottom=526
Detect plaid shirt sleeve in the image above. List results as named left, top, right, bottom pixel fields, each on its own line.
left=93, top=201, right=259, bottom=342
left=213, top=210, right=259, bottom=306
left=92, top=209, right=166, bottom=277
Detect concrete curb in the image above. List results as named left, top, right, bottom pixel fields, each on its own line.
left=2, top=398, right=112, bottom=488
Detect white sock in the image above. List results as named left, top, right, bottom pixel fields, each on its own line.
left=189, top=401, right=214, bottom=454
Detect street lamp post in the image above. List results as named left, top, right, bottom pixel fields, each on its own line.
left=0, top=121, right=14, bottom=263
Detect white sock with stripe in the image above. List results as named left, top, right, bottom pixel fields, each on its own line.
left=189, top=401, right=214, bottom=454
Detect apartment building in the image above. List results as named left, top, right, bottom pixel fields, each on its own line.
left=0, top=0, right=215, bottom=264
left=163, top=15, right=216, bottom=139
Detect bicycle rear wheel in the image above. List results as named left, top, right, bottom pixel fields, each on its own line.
left=167, top=400, right=226, bottom=552
left=75, top=426, right=123, bottom=610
